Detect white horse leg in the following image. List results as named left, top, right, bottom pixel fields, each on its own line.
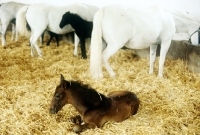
left=29, top=35, right=35, bottom=57
left=74, top=33, right=79, bottom=56
left=149, top=44, right=158, bottom=74
left=39, top=36, right=42, bottom=44
left=15, top=28, right=18, bottom=41
left=158, top=40, right=171, bottom=77
left=1, top=22, right=9, bottom=46
left=102, top=44, right=122, bottom=78
left=11, top=23, right=15, bottom=41
left=34, top=42, right=42, bottom=57
left=30, top=32, right=42, bottom=57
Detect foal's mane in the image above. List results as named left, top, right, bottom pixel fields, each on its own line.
left=70, top=80, right=91, bottom=90
left=67, top=12, right=87, bottom=22
left=69, top=81, right=107, bottom=107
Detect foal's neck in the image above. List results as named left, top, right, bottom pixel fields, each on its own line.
left=69, top=85, right=105, bottom=115
left=68, top=15, right=84, bottom=29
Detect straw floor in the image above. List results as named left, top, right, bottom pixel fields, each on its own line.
left=0, top=32, right=200, bottom=135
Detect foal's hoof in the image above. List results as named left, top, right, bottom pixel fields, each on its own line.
left=82, top=56, right=87, bottom=59
left=73, top=124, right=82, bottom=133
left=69, top=115, right=82, bottom=124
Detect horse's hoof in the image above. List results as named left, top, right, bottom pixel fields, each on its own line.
left=92, top=73, right=103, bottom=79
left=73, top=124, right=82, bottom=133
left=110, top=73, right=115, bottom=78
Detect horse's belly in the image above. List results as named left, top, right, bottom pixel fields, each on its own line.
left=125, top=36, right=160, bottom=49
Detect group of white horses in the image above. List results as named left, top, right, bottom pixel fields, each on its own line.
left=0, top=2, right=200, bottom=78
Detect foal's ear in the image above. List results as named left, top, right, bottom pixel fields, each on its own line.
left=60, top=74, right=71, bottom=89
left=60, top=74, right=65, bottom=83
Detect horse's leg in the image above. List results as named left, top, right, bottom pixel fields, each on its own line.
left=30, top=32, right=43, bottom=57
left=29, top=33, right=35, bottom=56
left=74, top=33, right=79, bottom=56
left=80, top=38, right=87, bottom=59
left=102, top=43, right=122, bottom=77
left=149, top=44, right=158, bottom=75
left=1, top=21, right=9, bottom=46
left=15, top=25, right=18, bottom=42
left=11, top=23, right=16, bottom=41
left=41, top=32, right=45, bottom=45
left=158, top=40, right=171, bottom=77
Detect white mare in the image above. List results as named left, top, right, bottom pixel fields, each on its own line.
left=90, top=5, right=176, bottom=78
left=16, top=3, right=98, bottom=57
left=0, top=2, right=27, bottom=46
left=165, top=6, right=200, bottom=45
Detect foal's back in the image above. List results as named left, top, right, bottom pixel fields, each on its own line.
left=83, top=90, right=139, bottom=128
left=108, top=91, right=140, bottom=117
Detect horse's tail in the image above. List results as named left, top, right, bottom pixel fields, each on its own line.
left=16, top=6, right=31, bottom=38
left=90, top=9, right=104, bottom=78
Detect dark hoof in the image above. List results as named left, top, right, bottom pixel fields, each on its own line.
left=82, top=56, right=87, bottom=59
left=69, top=115, right=82, bottom=124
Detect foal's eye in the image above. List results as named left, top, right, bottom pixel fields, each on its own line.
left=55, top=93, right=60, bottom=99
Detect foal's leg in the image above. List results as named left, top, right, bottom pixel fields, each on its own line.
left=46, top=33, right=54, bottom=46
left=158, top=40, right=171, bottom=77
left=80, top=38, right=87, bottom=59
left=73, top=123, right=96, bottom=133
left=69, top=115, right=82, bottom=124
left=149, top=44, right=158, bottom=75
left=69, top=115, right=95, bottom=133
left=54, top=33, right=59, bottom=47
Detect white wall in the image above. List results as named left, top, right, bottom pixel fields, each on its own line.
left=1, top=0, right=200, bottom=19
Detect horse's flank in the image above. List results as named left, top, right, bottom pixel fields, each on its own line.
left=90, top=5, right=175, bottom=78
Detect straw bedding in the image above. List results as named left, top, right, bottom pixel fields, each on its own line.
left=0, top=32, right=200, bottom=135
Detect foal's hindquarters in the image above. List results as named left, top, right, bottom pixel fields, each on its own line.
left=73, top=91, right=140, bottom=133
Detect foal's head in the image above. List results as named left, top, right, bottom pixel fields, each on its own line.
left=50, top=74, right=72, bottom=114
left=59, top=11, right=73, bottom=29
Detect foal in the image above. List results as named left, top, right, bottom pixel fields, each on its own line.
left=50, top=74, right=140, bottom=133
left=59, top=11, right=93, bottom=59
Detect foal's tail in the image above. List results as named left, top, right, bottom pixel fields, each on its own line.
left=90, top=9, right=104, bottom=78
left=16, top=6, right=31, bottom=38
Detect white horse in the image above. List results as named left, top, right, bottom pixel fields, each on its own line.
left=165, top=7, right=200, bottom=45
left=0, top=2, right=27, bottom=46
left=16, top=3, right=98, bottom=57
left=90, top=5, right=176, bottom=78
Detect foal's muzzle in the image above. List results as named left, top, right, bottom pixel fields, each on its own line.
left=59, top=24, right=64, bottom=29
left=50, top=108, right=58, bottom=114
